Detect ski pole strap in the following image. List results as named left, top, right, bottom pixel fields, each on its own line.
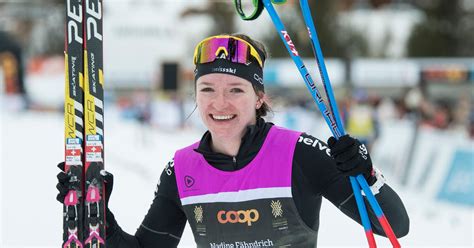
left=234, top=0, right=264, bottom=20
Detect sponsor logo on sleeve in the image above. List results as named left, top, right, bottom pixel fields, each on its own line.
left=298, top=136, right=331, bottom=157
left=164, top=159, right=174, bottom=176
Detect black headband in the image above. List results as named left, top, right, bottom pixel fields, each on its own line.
left=194, top=59, right=264, bottom=92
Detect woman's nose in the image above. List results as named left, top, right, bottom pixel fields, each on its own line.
left=213, top=91, right=229, bottom=108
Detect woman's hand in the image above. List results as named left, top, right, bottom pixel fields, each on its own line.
left=327, top=135, right=373, bottom=180
left=56, top=162, right=114, bottom=206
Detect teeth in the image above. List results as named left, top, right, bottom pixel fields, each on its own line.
left=212, top=115, right=234, bottom=120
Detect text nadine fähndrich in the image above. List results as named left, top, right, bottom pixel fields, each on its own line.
left=210, top=239, right=274, bottom=248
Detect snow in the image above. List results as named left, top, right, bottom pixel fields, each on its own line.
left=0, top=106, right=472, bottom=248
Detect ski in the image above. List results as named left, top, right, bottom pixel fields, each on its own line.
left=63, top=0, right=85, bottom=247
left=83, top=0, right=106, bottom=246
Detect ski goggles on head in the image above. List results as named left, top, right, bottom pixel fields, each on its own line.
left=193, top=35, right=264, bottom=68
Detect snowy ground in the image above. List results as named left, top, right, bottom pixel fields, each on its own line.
left=0, top=108, right=472, bottom=247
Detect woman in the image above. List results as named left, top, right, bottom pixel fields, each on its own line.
left=57, top=34, right=409, bottom=247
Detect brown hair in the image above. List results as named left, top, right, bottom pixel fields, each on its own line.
left=231, top=33, right=272, bottom=118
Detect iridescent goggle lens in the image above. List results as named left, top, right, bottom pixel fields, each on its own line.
left=193, top=35, right=263, bottom=68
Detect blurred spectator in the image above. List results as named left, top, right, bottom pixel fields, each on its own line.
left=375, top=96, right=398, bottom=121
left=430, top=101, right=452, bottom=129
left=470, top=109, right=474, bottom=139
left=393, top=97, right=409, bottom=119
left=0, top=31, right=24, bottom=95
left=386, top=85, right=474, bottom=136
left=132, top=90, right=153, bottom=145
left=400, top=86, right=425, bottom=121
left=452, top=93, right=472, bottom=134
left=343, top=89, right=379, bottom=150
left=0, top=30, right=28, bottom=110
left=134, top=91, right=152, bottom=127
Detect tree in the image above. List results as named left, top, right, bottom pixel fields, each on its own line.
left=262, top=0, right=368, bottom=58
left=181, top=1, right=236, bottom=35
left=407, top=0, right=474, bottom=57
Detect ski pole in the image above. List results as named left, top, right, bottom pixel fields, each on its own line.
left=298, top=0, right=400, bottom=247
left=298, top=0, right=378, bottom=244
left=259, top=1, right=375, bottom=247
left=234, top=1, right=401, bottom=246
left=235, top=0, right=402, bottom=246
left=350, top=175, right=377, bottom=247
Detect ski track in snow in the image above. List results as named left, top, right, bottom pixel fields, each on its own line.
left=0, top=109, right=472, bottom=247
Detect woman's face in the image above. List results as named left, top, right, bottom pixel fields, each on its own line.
left=196, top=73, right=261, bottom=141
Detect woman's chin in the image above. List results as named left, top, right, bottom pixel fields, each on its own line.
left=208, top=126, right=245, bottom=141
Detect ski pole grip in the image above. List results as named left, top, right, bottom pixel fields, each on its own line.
left=234, top=0, right=264, bottom=21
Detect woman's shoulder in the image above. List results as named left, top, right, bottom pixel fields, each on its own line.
left=269, top=124, right=305, bottom=139
left=294, top=132, right=332, bottom=159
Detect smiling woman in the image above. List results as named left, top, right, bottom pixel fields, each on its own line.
left=196, top=74, right=263, bottom=155
left=56, top=33, right=409, bottom=248
left=193, top=34, right=271, bottom=118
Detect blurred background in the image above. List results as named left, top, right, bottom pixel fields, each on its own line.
left=0, top=0, right=472, bottom=247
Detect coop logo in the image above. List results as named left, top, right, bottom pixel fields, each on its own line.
left=217, top=209, right=260, bottom=226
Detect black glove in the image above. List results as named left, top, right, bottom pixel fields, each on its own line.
left=56, top=162, right=119, bottom=237
left=327, top=135, right=374, bottom=181
left=56, top=161, right=113, bottom=207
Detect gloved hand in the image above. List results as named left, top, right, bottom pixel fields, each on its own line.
left=56, top=161, right=113, bottom=207
left=327, top=135, right=374, bottom=181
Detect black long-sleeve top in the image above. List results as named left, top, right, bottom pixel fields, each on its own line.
left=106, top=118, right=409, bottom=247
